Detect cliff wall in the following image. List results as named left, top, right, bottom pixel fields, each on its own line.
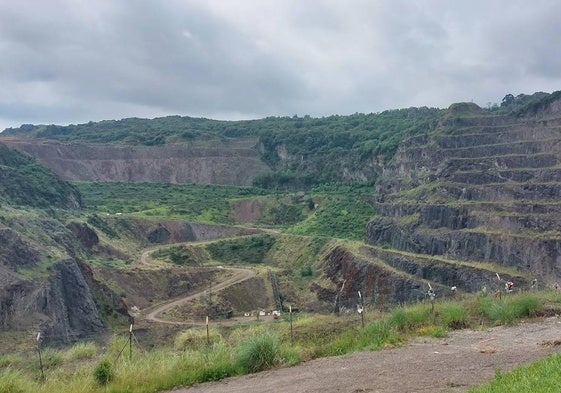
left=0, top=137, right=270, bottom=185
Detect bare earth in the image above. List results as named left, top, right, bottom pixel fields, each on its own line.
left=169, top=317, right=561, bottom=393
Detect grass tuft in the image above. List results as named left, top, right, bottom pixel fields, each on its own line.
left=235, top=333, right=282, bottom=373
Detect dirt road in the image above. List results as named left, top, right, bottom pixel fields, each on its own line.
left=169, top=317, right=561, bottom=393
left=143, top=267, right=255, bottom=325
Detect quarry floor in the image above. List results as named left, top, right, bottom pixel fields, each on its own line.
left=168, top=317, right=561, bottom=393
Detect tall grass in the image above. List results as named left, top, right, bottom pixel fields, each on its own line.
left=63, top=342, right=97, bottom=362
left=468, top=353, right=561, bottom=393
left=236, top=333, right=282, bottom=373
left=0, top=369, right=28, bottom=393
left=469, top=294, right=543, bottom=325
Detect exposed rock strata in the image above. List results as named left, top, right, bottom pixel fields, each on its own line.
left=367, top=99, right=561, bottom=286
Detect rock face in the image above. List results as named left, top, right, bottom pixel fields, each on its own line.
left=312, top=244, right=526, bottom=310
left=0, top=138, right=271, bottom=186
left=66, top=222, right=99, bottom=249
left=0, top=259, right=105, bottom=344
left=366, top=98, right=561, bottom=288
left=39, top=259, right=104, bottom=343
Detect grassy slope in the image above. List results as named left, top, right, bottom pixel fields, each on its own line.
left=0, top=143, right=81, bottom=209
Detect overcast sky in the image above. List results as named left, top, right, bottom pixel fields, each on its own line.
left=1, top=0, right=561, bottom=131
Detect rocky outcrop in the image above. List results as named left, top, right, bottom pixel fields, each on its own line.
left=38, top=259, right=104, bottom=343
left=313, top=246, right=441, bottom=309
left=142, top=220, right=261, bottom=245
left=0, top=259, right=105, bottom=344
left=66, top=222, right=99, bottom=249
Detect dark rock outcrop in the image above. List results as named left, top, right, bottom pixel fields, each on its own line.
left=38, top=259, right=104, bottom=343
left=66, top=222, right=99, bottom=249
left=0, top=259, right=106, bottom=344
left=314, top=246, right=438, bottom=309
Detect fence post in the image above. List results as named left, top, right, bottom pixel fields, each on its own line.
left=36, top=332, right=45, bottom=382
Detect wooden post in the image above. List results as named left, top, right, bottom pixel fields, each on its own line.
left=36, top=332, right=45, bottom=382
left=289, top=305, right=293, bottom=344
left=206, top=316, right=210, bottom=345
left=129, top=323, right=133, bottom=361
left=358, top=291, right=364, bottom=328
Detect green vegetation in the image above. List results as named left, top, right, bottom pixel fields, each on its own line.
left=468, top=294, right=542, bottom=324
left=75, top=181, right=374, bottom=240
left=75, top=181, right=269, bottom=222
left=93, top=359, right=113, bottom=386
left=151, top=246, right=198, bottom=266
left=0, top=144, right=81, bottom=208
left=288, top=193, right=376, bottom=240
left=86, top=214, right=119, bottom=238
left=206, top=235, right=276, bottom=264
left=497, top=90, right=561, bottom=117
left=235, top=333, right=282, bottom=373
left=468, top=354, right=561, bottom=393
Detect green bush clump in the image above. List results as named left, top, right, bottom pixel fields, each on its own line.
left=62, top=342, right=96, bottom=362
left=288, top=194, right=375, bottom=240
left=473, top=296, right=542, bottom=324
left=152, top=246, right=200, bottom=266
left=236, top=334, right=282, bottom=373
left=207, top=235, right=275, bottom=264
left=93, top=359, right=113, bottom=385
left=175, top=328, right=223, bottom=351
left=300, top=264, right=313, bottom=277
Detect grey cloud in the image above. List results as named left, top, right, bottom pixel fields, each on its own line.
left=1, top=0, right=561, bottom=129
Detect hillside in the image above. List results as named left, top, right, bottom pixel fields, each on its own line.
left=2, top=91, right=561, bottom=347
left=1, top=108, right=441, bottom=188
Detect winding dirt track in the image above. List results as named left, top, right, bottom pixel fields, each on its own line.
left=168, top=317, right=561, bottom=393
left=143, top=267, right=255, bottom=325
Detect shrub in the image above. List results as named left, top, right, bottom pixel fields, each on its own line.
left=93, top=359, right=113, bottom=385
left=236, top=334, right=281, bottom=373
left=38, top=348, right=62, bottom=369
left=194, top=343, right=237, bottom=382
left=510, top=295, right=542, bottom=317
left=206, top=235, right=275, bottom=264
left=483, top=296, right=543, bottom=325
left=359, top=320, right=399, bottom=349
left=300, top=264, right=313, bottom=277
